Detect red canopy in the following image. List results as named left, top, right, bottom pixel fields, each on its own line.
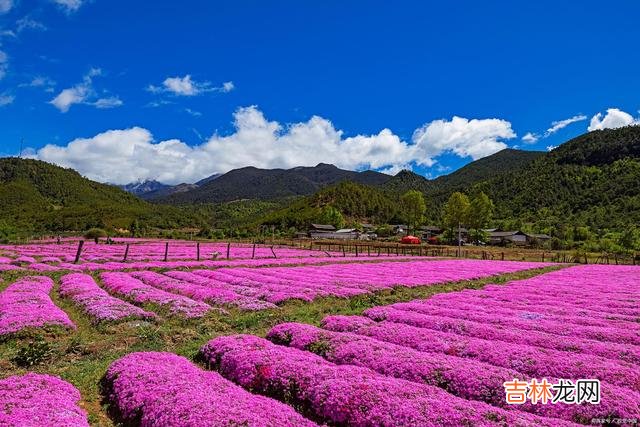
left=400, top=235, right=421, bottom=244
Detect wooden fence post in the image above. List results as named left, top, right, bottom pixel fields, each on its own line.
left=123, top=243, right=130, bottom=262
left=355, top=245, right=359, bottom=257
left=501, top=252, right=505, bottom=261
left=270, top=246, right=277, bottom=258
left=197, top=242, right=200, bottom=261
left=226, top=242, right=231, bottom=259
left=252, top=243, right=256, bottom=259
left=74, top=240, right=84, bottom=264
left=164, top=242, right=169, bottom=262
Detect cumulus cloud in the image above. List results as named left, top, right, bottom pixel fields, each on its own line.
left=49, top=68, right=122, bottom=112
left=521, top=132, right=539, bottom=144
left=587, top=108, right=640, bottom=131
left=0, top=92, right=14, bottom=106
left=147, top=75, right=234, bottom=96
left=52, top=0, right=85, bottom=12
left=34, top=106, right=516, bottom=185
left=544, top=114, right=587, bottom=137
left=0, top=0, right=12, bottom=14
left=411, top=116, right=515, bottom=162
left=546, top=145, right=557, bottom=152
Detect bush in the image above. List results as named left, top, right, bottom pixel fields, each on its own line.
left=84, top=228, right=107, bottom=241
left=13, top=339, right=55, bottom=367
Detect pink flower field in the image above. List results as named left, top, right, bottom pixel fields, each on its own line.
left=1, top=244, right=639, bottom=425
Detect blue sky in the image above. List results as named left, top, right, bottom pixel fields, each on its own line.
left=1, top=0, right=639, bottom=184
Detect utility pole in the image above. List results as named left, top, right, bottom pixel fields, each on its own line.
left=458, top=221, right=462, bottom=257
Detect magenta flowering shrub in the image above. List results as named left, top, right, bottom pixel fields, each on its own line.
left=53, top=254, right=419, bottom=272
left=130, top=270, right=277, bottom=310
left=385, top=303, right=640, bottom=346
left=200, top=334, right=573, bottom=427
left=0, top=373, right=89, bottom=426
left=267, top=322, right=640, bottom=423
left=99, top=272, right=214, bottom=318
left=363, top=306, right=640, bottom=369
left=323, top=315, right=640, bottom=392
left=0, top=276, right=75, bottom=336
left=59, top=273, right=156, bottom=322
left=147, top=259, right=549, bottom=309
left=103, top=351, right=317, bottom=426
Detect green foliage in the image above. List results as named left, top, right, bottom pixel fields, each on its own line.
left=443, top=192, right=470, bottom=229
left=0, top=158, right=209, bottom=235
left=467, top=192, right=494, bottom=242
left=12, top=339, right=56, bottom=367
left=316, top=206, right=345, bottom=229
left=84, top=228, right=107, bottom=240
left=400, top=190, right=426, bottom=233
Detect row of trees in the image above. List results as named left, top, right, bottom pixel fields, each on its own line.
left=397, top=189, right=495, bottom=243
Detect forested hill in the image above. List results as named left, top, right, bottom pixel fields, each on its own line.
left=0, top=158, right=202, bottom=234
left=475, top=126, right=640, bottom=230
left=259, top=127, right=640, bottom=233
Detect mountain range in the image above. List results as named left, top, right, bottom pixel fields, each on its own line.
left=1, top=126, right=639, bottom=237
left=122, top=150, right=543, bottom=205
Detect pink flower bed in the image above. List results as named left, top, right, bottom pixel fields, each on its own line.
left=104, top=351, right=317, bottom=426
left=0, top=373, right=89, bottom=426
left=148, top=259, right=549, bottom=308
left=130, top=270, right=276, bottom=311
left=267, top=322, right=639, bottom=423
left=200, top=334, right=572, bottom=427
left=99, top=272, right=214, bottom=318
left=0, top=240, right=345, bottom=263
left=0, top=276, right=75, bottom=336
left=54, top=255, right=419, bottom=272
left=60, top=273, right=156, bottom=322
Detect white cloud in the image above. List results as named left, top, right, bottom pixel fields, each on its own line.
left=16, top=17, right=47, bottom=33
left=52, top=0, right=85, bottom=12
left=546, top=145, right=557, bottom=152
left=92, top=97, right=123, bottom=109
left=411, top=116, right=515, bottom=162
left=34, top=107, right=516, bottom=185
left=544, top=114, right=587, bottom=137
left=0, top=50, right=8, bottom=80
left=0, top=92, right=14, bottom=106
left=147, top=75, right=234, bottom=96
left=222, top=81, right=234, bottom=92
left=185, top=108, right=202, bottom=117
left=521, top=132, right=539, bottom=144
left=587, top=108, right=640, bottom=131
left=19, top=76, right=56, bottom=91
left=0, top=0, right=12, bottom=14
left=49, top=68, right=122, bottom=112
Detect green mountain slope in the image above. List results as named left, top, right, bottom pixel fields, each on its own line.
left=0, top=158, right=202, bottom=233
left=475, top=127, right=640, bottom=230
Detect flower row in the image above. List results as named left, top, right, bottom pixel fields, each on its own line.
left=103, top=351, right=317, bottom=426
left=267, top=322, right=640, bottom=423
left=99, top=272, right=215, bottom=318
left=0, top=276, right=75, bottom=336
left=0, top=373, right=88, bottom=426
left=59, top=273, right=156, bottom=322
left=199, top=334, right=572, bottom=427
